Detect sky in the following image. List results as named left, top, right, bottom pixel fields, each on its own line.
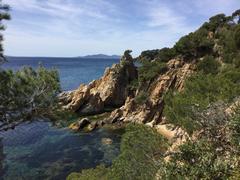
left=3, top=0, right=240, bottom=57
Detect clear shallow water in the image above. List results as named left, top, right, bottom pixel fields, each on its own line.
left=0, top=122, right=122, bottom=180
left=1, top=57, right=121, bottom=180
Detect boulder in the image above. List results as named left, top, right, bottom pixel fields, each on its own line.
left=69, top=118, right=90, bottom=131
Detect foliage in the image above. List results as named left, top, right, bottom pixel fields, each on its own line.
left=138, top=48, right=176, bottom=63
left=229, top=106, right=240, bottom=149
left=164, top=68, right=240, bottom=134
left=161, top=104, right=240, bottom=179
left=156, top=47, right=176, bottom=62
left=197, top=55, right=220, bottom=74
left=0, top=1, right=62, bottom=130
left=207, top=13, right=228, bottom=31
left=0, top=66, right=61, bottom=130
left=0, top=0, right=10, bottom=64
left=67, top=124, right=168, bottom=180
left=234, top=24, right=240, bottom=48
left=161, top=139, right=235, bottom=179
left=67, top=165, right=109, bottom=180
left=233, top=53, right=240, bottom=67
left=134, top=91, right=149, bottom=104
left=174, top=27, right=214, bottom=59
left=138, top=60, right=168, bottom=82
left=138, top=49, right=159, bottom=61
left=232, top=9, right=240, bottom=24
left=127, top=79, right=139, bottom=91
left=216, top=25, right=238, bottom=63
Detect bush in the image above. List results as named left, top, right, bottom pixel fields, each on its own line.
left=174, top=27, right=214, bottom=59
left=156, top=47, right=176, bottom=62
left=234, top=25, right=240, bottom=48
left=161, top=104, right=240, bottom=179
left=67, top=165, right=108, bottom=180
left=197, top=55, right=220, bottom=74
left=139, top=49, right=159, bottom=61
left=138, top=60, right=168, bottom=83
left=164, top=69, right=240, bottom=134
left=233, top=53, right=240, bottom=68
left=161, top=139, right=234, bottom=179
left=134, top=91, right=149, bottom=104
left=208, top=14, right=228, bottom=31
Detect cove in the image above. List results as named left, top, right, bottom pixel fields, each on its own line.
left=0, top=121, right=122, bottom=180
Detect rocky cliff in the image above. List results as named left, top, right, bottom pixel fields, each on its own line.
left=107, top=58, right=195, bottom=125
left=59, top=50, right=195, bottom=127
left=58, top=50, right=138, bottom=115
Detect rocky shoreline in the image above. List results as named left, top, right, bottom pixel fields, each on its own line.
left=58, top=50, right=194, bottom=134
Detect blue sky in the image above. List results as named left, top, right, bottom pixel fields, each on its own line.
left=3, top=0, right=240, bottom=57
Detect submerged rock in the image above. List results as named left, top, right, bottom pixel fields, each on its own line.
left=101, top=138, right=113, bottom=145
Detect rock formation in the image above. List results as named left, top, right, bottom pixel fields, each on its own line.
left=59, top=50, right=138, bottom=115
left=59, top=49, right=195, bottom=128
left=107, top=58, right=195, bottom=125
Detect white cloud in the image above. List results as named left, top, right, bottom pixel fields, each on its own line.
left=3, top=0, right=240, bottom=57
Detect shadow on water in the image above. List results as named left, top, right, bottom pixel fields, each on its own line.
left=0, top=121, right=123, bottom=180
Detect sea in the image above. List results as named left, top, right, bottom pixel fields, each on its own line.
left=3, top=56, right=119, bottom=91
left=0, top=57, right=121, bottom=180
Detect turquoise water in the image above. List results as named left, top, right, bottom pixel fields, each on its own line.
left=1, top=57, right=121, bottom=179
left=0, top=122, right=122, bottom=180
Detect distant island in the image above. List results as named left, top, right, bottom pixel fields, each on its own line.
left=80, top=54, right=121, bottom=59
left=6, top=54, right=121, bottom=60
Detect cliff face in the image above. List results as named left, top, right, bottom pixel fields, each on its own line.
left=58, top=50, right=137, bottom=115
left=108, top=58, right=195, bottom=125
left=59, top=51, right=195, bottom=125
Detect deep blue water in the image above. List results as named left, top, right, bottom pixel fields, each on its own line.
left=0, top=57, right=121, bottom=180
left=4, top=57, right=119, bottom=90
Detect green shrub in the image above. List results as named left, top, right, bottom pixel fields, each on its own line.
left=108, top=124, right=168, bottom=180
left=234, top=25, right=240, bottom=48
left=229, top=107, right=240, bottom=149
left=67, top=165, right=108, bottom=180
left=139, top=49, right=159, bottom=61
left=138, top=60, right=168, bottom=82
left=161, top=139, right=233, bottom=179
left=134, top=91, right=149, bottom=104
left=127, top=79, right=139, bottom=91
left=161, top=105, right=240, bottom=179
left=156, top=47, right=176, bottom=62
left=164, top=69, right=240, bottom=134
left=197, top=55, right=220, bottom=74
left=174, top=27, right=214, bottom=59
left=208, top=13, right=228, bottom=31
left=233, top=53, right=240, bottom=67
